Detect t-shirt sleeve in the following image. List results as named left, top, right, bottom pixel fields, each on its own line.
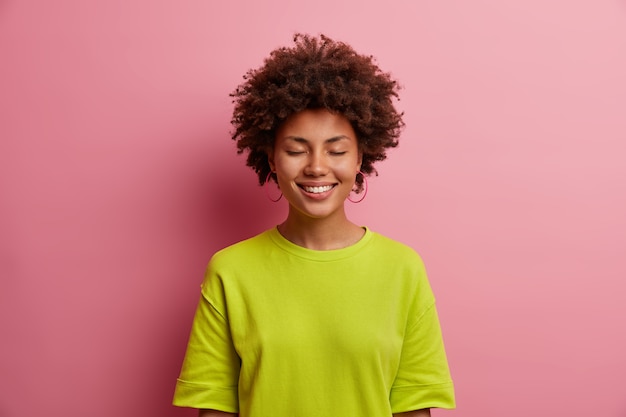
left=390, top=266, right=456, bottom=412
left=173, top=263, right=240, bottom=412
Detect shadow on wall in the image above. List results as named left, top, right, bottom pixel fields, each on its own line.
left=202, top=151, right=286, bottom=251
left=161, top=134, right=285, bottom=416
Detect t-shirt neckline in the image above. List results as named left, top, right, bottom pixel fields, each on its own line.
left=267, top=226, right=373, bottom=262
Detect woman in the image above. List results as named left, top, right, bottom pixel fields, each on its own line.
left=173, top=34, right=455, bottom=417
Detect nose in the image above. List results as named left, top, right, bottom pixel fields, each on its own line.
left=304, top=151, right=328, bottom=176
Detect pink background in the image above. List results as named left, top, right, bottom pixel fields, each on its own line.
left=1, top=1, right=625, bottom=416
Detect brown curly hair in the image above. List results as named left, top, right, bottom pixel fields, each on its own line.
left=230, top=33, right=404, bottom=192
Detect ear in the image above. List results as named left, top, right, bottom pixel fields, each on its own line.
left=267, top=149, right=276, bottom=172
left=356, top=151, right=363, bottom=171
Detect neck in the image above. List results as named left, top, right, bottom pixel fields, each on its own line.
left=278, top=209, right=364, bottom=251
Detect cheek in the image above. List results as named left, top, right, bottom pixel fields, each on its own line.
left=273, top=156, right=298, bottom=177
left=341, top=157, right=361, bottom=175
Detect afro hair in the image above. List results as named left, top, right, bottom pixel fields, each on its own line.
left=230, top=33, right=404, bottom=192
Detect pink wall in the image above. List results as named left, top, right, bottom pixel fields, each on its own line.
left=1, top=1, right=625, bottom=416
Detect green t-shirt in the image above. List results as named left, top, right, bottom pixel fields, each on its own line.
left=174, top=227, right=455, bottom=416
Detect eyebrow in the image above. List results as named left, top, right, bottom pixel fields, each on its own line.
left=283, top=135, right=350, bottom=144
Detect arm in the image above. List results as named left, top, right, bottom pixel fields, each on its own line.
left=199, top=410, right=237, bottom=417
left=394, top=409, right=431, bottom=417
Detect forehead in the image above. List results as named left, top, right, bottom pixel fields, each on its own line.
left=277, top=109, right=356, bottom=141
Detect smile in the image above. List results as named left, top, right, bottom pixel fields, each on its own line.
left=300, top=184, right=335, bottom=194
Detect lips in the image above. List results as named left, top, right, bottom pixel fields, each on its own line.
left=300, top=184, right=335, bottom=194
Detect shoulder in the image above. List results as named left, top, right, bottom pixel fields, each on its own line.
left=365, top=230, right=435, bottom=304
left=210, top=229, right=274, bottom=268
left=367, top=230, right=431, bottom=287
left=368, top=231, right=425, bottom=267
left=201, top=229, right=275, bottom=298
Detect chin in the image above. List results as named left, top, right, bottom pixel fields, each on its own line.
left=292, top=204, right=345, bottom=221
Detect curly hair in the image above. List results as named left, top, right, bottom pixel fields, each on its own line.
left=230, top=33, right=404, bottom=192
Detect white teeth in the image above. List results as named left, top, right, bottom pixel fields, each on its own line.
left=303, top=185, right=334, bottom=193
